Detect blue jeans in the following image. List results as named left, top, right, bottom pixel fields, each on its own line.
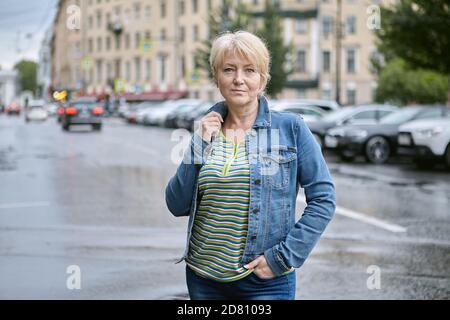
left=185, top=265, right=296, bottom=300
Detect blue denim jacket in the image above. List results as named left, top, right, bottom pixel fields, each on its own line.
left=165, top=96, right=336, bottom=277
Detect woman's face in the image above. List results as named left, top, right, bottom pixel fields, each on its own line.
left=215, top=51, right=262, bottom=108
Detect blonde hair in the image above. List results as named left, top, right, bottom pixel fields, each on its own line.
left=210, top=31, right=271, bottom=95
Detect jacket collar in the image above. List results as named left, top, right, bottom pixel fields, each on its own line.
left=207, top=95, right=271, bottom=128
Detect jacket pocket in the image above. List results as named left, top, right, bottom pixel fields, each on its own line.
left=260, top=146, right=296, bottom=189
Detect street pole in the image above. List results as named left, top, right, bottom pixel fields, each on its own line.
left=335, top=0, right=342, bottom=105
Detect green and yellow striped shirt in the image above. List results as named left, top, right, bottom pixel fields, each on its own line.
left=186, top=130, right=253, bottom=282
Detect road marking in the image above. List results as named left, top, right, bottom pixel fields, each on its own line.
left=297, top=196, right=407, bottom=233
left=0, top=201, right=51, bottom=209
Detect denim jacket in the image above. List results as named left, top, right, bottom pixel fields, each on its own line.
left=165, top=96, right=336, bottom=277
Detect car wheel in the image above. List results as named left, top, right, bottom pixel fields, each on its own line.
left=93, top=124, right=102, bottom=131
left=62, top=123, right=70, bottom=131
left=365, top=136, right=390, bottom=164
left=312, top=133, right=323, bottom=149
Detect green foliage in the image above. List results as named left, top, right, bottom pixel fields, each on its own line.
left=376, top=0, right=450, bottom=74
left=195, top=0, right=292, bottom=98
left=14, top=60, right=38, bottom=94
left=375, top=59, right=449, bottom=105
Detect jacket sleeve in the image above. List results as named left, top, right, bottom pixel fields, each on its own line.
left=165, top=132, right=212, bottom=217
left=264, top=116, right=336, bottom=276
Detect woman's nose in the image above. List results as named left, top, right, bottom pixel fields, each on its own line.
left=233, top=70, right=244, bottom=84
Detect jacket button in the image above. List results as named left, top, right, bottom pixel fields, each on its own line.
left=253, top=207, right=260, bottom=214
left=255, top=179, right=261, bottom=185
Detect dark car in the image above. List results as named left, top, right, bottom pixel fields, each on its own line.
left=324, top=105, right=450, bottom=163
left=307, top=104, right=398, bottom=148
left=177, top=102, right=215, bottom=131
left=60, top=99, right=104, bottom=131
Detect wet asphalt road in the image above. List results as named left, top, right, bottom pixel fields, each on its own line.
left=0, top=114, right=449, bottom=299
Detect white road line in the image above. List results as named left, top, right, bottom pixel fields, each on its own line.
left=0, top=201, right=51, bottom=209
left=297, top=196, right=407, bottom=233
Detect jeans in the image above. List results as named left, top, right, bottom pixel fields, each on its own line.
left=185, top=265, right=296, bottom=300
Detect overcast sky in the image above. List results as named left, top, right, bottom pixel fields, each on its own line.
left=0, top=0, right=58, bottom=70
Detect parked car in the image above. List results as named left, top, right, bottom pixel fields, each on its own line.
left=125, top=101, right=161, bottom=124
left=324, top=106, right=450, bottom=163
left=143, top=99, right=202, bottom=126
left=269, top=100, right=326, bottom=123
left=60, top=99, right=104, bottom=131
left=272, top=99, right=340, bottom=112
left=44, top=102, right=59, bottom=116
left=164, top=101, right=204, bottom=128
left=307, top=104, right=398, bottom=148
left=5, top=101, right=21, bottom=115
left=25, top=100, right=48, bottom=122
left=398, top=117, right=450, bottom=169
left=177, top=102, right=215, bottom=131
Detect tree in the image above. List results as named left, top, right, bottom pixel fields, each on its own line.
left=375, top=58, right=449, bottom=105
left=376, top=0, right=450, bottom=74
left=195, top=0, right=252, bottom=82
left=14, top=60, right=38, bottom=94
left=256, top=0, right=293, bottom=98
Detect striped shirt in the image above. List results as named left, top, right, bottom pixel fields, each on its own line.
left=186, top=130, right=253, bottom=282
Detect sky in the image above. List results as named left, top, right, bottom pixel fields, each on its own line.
left=0, top=0, right=58, bottom=70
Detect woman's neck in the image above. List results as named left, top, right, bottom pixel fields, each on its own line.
left=224, top=99, right=259, bottom=130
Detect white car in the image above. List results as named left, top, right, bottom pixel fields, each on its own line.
left=25, top=101, right=48, bottom=122
left=398, top=118, right=450, bottom=168
left=143, top=99, right=202, bottom=126
left=270, top=101, right=326, bottom=123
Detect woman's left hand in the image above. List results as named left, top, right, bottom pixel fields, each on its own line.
left=244, top=256, right=276, bottom=279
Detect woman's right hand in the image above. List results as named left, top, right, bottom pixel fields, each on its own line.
left=196, top=111, right=224, bottom=143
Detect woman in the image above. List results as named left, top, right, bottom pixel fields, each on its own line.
left=165, top=31, right=336, bottom=300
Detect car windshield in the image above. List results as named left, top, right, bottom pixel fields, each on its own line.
left=322, top=108, right=356, bottom=122
left=380, top=108, right=421, bottom=124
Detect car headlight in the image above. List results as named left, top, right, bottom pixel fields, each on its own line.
left=327, top=128, right=347, bottom=137
left=415, top=126, right=443, bottom=138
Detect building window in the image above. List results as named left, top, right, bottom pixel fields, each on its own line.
left=114, top=58, right=121, bottom=78
left=125, top=33, right=130, bottom=49
left=161, top=0, right=166, bottom=18
left=207, top=0, right=212, bottom=10
left=115, top=35, right=121, bottom=50
left=88, top=38, right=93, bottom=53
left=179, top=26, right=185, bottom=42
left=296, top=50, right=306, bottom=73
left=161, top=29, right=166, bottom=41
left=88, top=16, right=93, bottom=29
left=296, top=18, right=307, bottom=33
left=135, top=57, right=141, bottom=82
left=322, top=50, right=330, bottom=72
left=96, top=10, right=102, bottom=28
left=193, top=25, right=199, bottom=42
left=145, top=60, right=151, bottom=81
left=125, top=61, right=131, bottom=81
left=106, top=36, right=111, bottom=50
left=346, top=48, right=356, bottom=73
left=321, top=89, right=331, bottom=100
left=96, top=60, right=103, bottom=83
left=347, top=88, right=356, bottom=105
left=135, top=32, right=141, bottom=49
left=134, top=3, right=141, bottom=20
left=179, top=0, right=185, bottom=15
left=321, top=16, right=332, bottom=35
left=180, top=55, right=186, bottom=78
left=346, top=16, right=356, bottom=34
left=145, top=6, right=151, bottom=20
left=97, top=37, right=102, bottom=52
left=192, top=0, right=198, bottom=13
left=159, top=55, right=167, bottom=83
left=297, top=89, right=306, bottom=99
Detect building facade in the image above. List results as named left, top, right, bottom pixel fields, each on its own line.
left=50, top=0, right=393, bottom=104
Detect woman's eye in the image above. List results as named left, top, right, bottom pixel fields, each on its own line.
left=223, top=68, right=234, bottom=72
left=246, top=69, right=255, bottom=73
